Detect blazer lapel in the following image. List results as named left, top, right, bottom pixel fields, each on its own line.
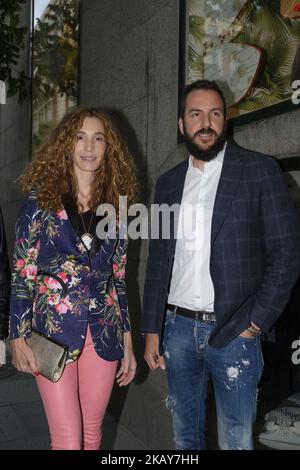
left=62, top=194, right=82, bottom=239
left=89, top=220, right=104, bottom=258
left=166, top=157, right=189, bottom=206
left=166, top=157, right=189, bottom=255
left=211, top=143, right=244, bottom=247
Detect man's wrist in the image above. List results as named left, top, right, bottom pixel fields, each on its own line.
left=246, top=325, right=262, bottom=337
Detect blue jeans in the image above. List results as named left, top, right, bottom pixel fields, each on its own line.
left=163, top=309, right=264, bottom=450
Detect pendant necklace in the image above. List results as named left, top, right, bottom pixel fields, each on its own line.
left=79, top=211, right=94, bottom=250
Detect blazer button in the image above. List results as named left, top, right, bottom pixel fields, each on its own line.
left=83, top=265, right=90, bottom=272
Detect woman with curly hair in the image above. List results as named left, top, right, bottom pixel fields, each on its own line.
left=9, top=106, right=138, bottom=450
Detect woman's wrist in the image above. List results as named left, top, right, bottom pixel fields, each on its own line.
left=123, top=331, right=133, bottom=347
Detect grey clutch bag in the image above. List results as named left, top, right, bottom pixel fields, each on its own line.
left=27, top=330, right=68, bottom=382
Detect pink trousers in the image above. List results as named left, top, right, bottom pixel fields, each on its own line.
left=36, top=326, right=118, bottom=450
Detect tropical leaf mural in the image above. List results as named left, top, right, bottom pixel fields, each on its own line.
left=281, top=0, right=300, bottom=18
left=187, top=0, right=300, bottom=119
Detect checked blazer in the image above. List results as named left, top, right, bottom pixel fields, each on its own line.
left=141, top=142, right=300, bottom=347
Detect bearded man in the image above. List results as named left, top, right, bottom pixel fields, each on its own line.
left=141, top=80, right=300, bottom=450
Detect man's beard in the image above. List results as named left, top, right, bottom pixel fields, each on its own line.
left=183, top=126, right=227, bottom=162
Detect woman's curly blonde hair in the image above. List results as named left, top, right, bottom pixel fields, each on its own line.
left=19, top=106, right=139, bottom=212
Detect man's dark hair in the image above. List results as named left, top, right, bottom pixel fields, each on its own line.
left=180, top=80, right=227, bottom=119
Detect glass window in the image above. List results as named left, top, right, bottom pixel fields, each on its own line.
left=31, top=0, right=79, bottom=156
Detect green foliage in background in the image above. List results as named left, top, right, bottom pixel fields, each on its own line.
left=0, top=0, right=29, bottom=101
left=33, top=0, right=79, bottom=104
left=32, top=121, right=54, bottom=154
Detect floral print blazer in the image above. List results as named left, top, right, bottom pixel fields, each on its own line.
left=10, top=192, right=130, bottom=362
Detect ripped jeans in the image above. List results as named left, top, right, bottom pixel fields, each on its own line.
left=163, top=309, right=263, bottom=450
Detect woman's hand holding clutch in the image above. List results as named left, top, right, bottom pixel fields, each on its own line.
left=10, top=337, right=39, bottom=376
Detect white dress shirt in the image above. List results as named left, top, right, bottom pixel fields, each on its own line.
left=167, top=144, right=226, bottom=311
